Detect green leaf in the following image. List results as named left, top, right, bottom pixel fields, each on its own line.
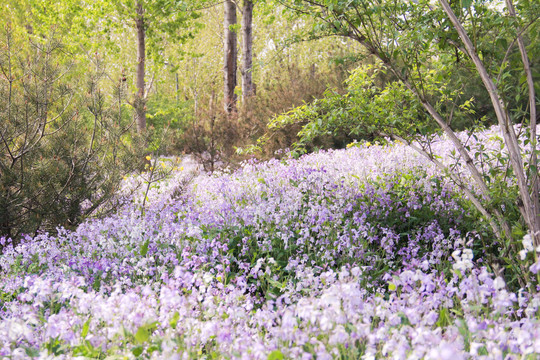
left=267, top=350, right=284, bottom=360
left=456, top=318, right=470, bottom=351
left=436, top=307, right=452, bottom=328
left=267, top=278, right=285, bottom=290
left=135, top=326, right=150, bottom=344
left=388, top=282, right=397, bottom=291
left=81, top=318, right=90, bottom=339
left=170, top=311, right=180, bottom=330
left=398, top=312, right=411, bottom=326
left=92, top=276, right=101, bottom=291
left=140, top=240, right=150, bottom=257
left=24, top=346, right=40, bottom=357
left=132, top=346, right=144, bottom=356
left=134, top=323, right=156, bottom=344
left=477, top=346, right=488, bottom=356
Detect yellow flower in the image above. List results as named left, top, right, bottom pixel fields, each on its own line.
left=365, top=142, right=371, bottom=147
left=145, top=155, right=151, bottom=161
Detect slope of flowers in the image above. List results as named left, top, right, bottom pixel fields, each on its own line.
left=0, top=127, right=539, bottom=359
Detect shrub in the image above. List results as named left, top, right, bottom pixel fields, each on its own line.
left=0, top=26, right=138, bottom=241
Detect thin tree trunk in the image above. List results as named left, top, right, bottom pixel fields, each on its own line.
left=395, top=68, right=513, bottom=239
left=135, top=0, right=146, bottom=132
left=505, top=0, right=540, bottom=242
left=175, top=72, right=180, bottom=105
left=241, top=0, right=255, bottom=101
left=363, top=41, right=515, bottom=239
left=223, top=0, right=238, bottom=114
left=439, top=0, right=540, bottom=246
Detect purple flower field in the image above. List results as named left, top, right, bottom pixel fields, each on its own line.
left=1, top=127, right=539, bottom=359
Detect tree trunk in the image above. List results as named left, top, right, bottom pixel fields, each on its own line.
left=175, top=72, right=179, bottom=105
left=241, top=0, right=255, bottom=101
left=440, top=0, right=540, bottom=247
left=505, top=0, right=540, bottom=244
left=223, top=0, right=237, bottom=114
left=135, top=1, right=146, bottom=132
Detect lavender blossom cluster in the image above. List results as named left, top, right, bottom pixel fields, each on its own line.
left=0, top=126, right=539, bottom=359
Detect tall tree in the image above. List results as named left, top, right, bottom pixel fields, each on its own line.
left=8, top=0, right=200, bottom=133
left=241, top=0, right=255, bottom=101
left=134, top=0, right=147, bottom=132
left=96, top=0, right=200, bottom=132
left=223, top=0, right=238, bottom=113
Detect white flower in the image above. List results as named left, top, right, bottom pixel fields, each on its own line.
left=462, top=249, right=474, bottom=261
left=320, top=291, right=341, bottom=309
left=493, top=276, right=506, bottom=290
left=351, top=266, right=362, bottom=277
left=454, top=238, right=465, bottom=247
left=202, top=273, right=213, bottom=284
left=452, top=248, right=474, bottom=272
left=522, top=234, right=533, bottom=252
left=519, top=234, right=538, bottom=260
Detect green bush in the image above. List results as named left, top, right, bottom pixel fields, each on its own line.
left=0, top=26, right=138, bottom=240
